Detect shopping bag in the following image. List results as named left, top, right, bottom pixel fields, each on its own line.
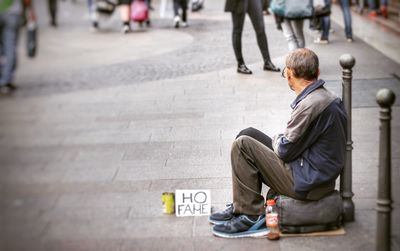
left=313, top=0, right=331, bottom=17
left=130, top=0, right=149, bottom=22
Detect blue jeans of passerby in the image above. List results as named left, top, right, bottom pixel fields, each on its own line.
left=0, top=13, right=21, bottom=86
left=367, top=0, right=388, bottom=10
left=320, top=0, right=331, bottom=40
left=340, top=0, right=352, bottom=39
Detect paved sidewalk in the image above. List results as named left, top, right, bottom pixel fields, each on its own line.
left=1, top=0, right=400, bottom=250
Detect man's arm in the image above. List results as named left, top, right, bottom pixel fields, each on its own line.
left=272, top=133, right=309, bottom=162
left=273, top=99, right=330, bottom=162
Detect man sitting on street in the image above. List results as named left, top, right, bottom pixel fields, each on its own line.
left=210, top=48, right=347, bottom=238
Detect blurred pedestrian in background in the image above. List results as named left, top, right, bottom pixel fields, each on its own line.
left=367, top=0, right=388, bottom=18
left=119, top=0, right=132, bottom=33
left=0, top=0, right=36, bottom=94
left=338, top=0, right=353, bottom=42
left=48, top=0, right=57, bottom=26
left=262, top=0, right=269, bottom=14
left=173, top=0, right=188, bottom=28
left=224, top=0, right=280, bottom=75
left=314, top=0, right=352, bottom=44
left=314, top=0, right=331, bottom=44
left=272, top=0, right=313, bottom=51
left=87, top=0, right=99, bottom=31
left=225, top=0, right=280, bottom=74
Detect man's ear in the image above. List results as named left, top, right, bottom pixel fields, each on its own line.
left=287, top=68, right=292, bottom=80
left=317, top=69, right=320, bottom=78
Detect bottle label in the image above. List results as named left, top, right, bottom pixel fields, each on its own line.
left=266, top=213, right=278, bottom=228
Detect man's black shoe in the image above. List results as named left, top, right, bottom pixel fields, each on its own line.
left=208, top=203, right=234, bottom=225
left=263, top=61, right=280, bottom=72
left=237, top=64, right=252, bottom=74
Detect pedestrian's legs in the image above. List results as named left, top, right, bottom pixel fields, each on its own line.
left=0, top=14, right=20, bottom=86
left=173, top=0, right=182, bottom=27
left=231, top=12, right=246, bottom=65
left=281, top=19, right=299, bottom=51
left=144, top=0, right=151, bottom=25
left=247, top=0, right=271, bottom=62
left=88, top=0, right=99, bottom=28
left=320, top=15, right=330, bottom=40
left=315, top=0, right=331, bottom=42
left=87, top=0, right=92, bottom=9
left=340, top=0, right=353, bottom=39
left=119, top=3, right=131, bottom=33
left=292, top=19, right=304, bottom=48
left=173, top=0, right=180, bottom=17
left=379, top=0, right=388, bottom=18
left=148, top=0, right=153, bottom=9
left=181, top=0, right=188, bottom=23
left=119, top=4, right=130, bottom=22
left=48, top=0, right=57, bottom=26
left=231, top=136, right=301, bottom=215
left=367, top=0, right=377, bottom=10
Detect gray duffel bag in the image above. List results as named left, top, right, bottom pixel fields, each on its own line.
left=276, top=190, right=344, bottom=233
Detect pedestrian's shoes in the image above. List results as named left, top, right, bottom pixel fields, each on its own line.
left=263, top=61, right=280, bottom=72
left=237, top=64, right=252, bottom=74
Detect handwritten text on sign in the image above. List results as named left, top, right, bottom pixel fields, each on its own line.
left=175, top=190, right=211, bottom=217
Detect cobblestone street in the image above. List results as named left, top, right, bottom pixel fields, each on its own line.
left=1, top=0, right=400, bottom=250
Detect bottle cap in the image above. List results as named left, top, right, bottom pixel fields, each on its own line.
left=266, top=199, right=276, bottom=206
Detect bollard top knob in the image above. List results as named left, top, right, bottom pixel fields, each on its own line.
left=376, top=88, right=396, bottom=108
left=339, top=54, right=356, bottom=69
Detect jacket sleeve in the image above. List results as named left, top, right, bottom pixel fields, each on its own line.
left=273, top=100, right=320, bottom=162
left=273, top=135, right=305, bottom=162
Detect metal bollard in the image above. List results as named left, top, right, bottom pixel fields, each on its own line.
left=339, top=54, right=355, bottom=222
left=376, top=88, right=396, bottom=251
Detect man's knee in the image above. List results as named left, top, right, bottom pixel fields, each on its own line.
left=233, top=135, right=254, bottom=152
left=236, top=127, right=256, bottom=139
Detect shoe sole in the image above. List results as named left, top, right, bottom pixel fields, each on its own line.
left=237, top=70, right=252, bottom=74
left=212, top=228, right=270, bottom=239
left=314, top=41, right=329, bottom=44
left=263, top=68, right=280, bottom=72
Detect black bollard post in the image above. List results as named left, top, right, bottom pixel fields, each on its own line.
left=376, top=88, right=396, bottom=251
left=339, top=54, right=355, bottom=222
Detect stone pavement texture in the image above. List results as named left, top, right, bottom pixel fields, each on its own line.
left=1, top=0, right=400, bottom=250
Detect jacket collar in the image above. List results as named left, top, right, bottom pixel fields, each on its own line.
left=290, top=79, right=325, bottom=109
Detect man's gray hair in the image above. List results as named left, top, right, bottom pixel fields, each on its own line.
left=285, top=48, right=319, bottom=81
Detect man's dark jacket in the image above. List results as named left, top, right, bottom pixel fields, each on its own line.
left=273, top=80, right=347, bottom=197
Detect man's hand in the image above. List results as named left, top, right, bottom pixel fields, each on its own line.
left=272, top=133, right=284, bottom=151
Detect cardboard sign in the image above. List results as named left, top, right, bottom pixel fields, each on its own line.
left=175, top=190, right=211, bottom=217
